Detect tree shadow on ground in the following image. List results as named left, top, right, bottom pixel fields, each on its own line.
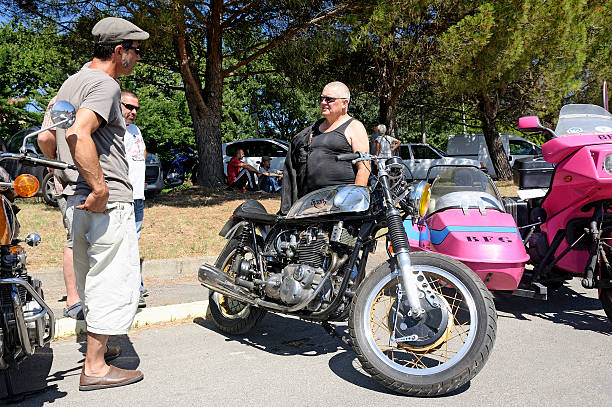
left=493, top=284, right=612, bottom=336
left=147, top=186, right=280, bottom=209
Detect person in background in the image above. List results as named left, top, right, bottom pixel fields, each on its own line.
left=121, top=90, right=148, bottom=308
left=227, top=148, right=262, bottom=190
left=369, top=124, right=381, bottom=155
left=258, top=156, right=283, bottom=192
left=374, top=124, right=400, bottom=158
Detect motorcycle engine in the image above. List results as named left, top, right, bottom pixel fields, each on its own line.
left=265, top=228, right=331, bottom=307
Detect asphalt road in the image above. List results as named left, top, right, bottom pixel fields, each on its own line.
left=3, top=278, right=611, bottom=407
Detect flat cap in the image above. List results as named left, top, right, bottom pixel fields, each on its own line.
left=92, top=17, right=149, bottom=44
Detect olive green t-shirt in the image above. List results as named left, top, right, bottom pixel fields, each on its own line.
left=56, top=67, right=133, bottom=202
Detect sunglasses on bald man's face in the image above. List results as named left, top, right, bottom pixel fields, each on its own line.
left=122, top=102, right=140, bottom=112
left=319, top=96, right=347, bottom=104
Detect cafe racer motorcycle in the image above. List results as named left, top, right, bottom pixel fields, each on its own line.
left=199, top=153, right=497, bottom=396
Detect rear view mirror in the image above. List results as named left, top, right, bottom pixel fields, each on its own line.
left=518, top=116, right=542, bottom=132
left=518, top=116, right=557, bottom=139
left=50, top=100, right=76, bottom=129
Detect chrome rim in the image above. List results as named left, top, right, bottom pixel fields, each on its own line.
left=361, top=265, right=477, bottom=375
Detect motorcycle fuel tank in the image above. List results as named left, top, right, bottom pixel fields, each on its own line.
left=286, top=185, right=370, bottom=219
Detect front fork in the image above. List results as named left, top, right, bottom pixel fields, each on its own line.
left=378, top=162, right=431, bottom=318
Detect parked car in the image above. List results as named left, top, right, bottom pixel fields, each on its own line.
left=144, top=153, right=164, bottom=197
left=1, top=126, right=57, bottom=206
left=222, top=138, right=289, bottom=176
left=396, top=143, right=484, bottom=180
left=446, top=133, right=542, bottom=178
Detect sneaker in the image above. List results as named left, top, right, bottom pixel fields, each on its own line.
left=63, top=302, right=85, bottom=320
left=138, top=292, right=146, bottom=308
left=141, top=287, right=149, bottom=297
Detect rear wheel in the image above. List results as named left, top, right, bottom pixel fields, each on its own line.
left=349, top=252, right=497, bottom=397
left=207, top=238, right=266, bottom=334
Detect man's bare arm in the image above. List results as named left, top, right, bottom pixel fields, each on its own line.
left=391, top=138, right=401, bottom=152
left=238, top=161, right=262, bottom=175
left=348, top=121, right=370, bottom=187
left=38, top=130, right=57, bottom=159
left=65, top=108, right=108, bottom=212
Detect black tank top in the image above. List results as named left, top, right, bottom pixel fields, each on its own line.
left=306, top=118, right=356, bottom=193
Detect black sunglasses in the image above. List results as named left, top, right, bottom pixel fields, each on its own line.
left=122, top=44, right=141, bottom=56
left=319, top=96, right=347, bottom=104
left=122, top=102, right=140, bottom=112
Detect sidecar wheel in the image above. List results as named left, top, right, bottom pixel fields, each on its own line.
left=349, top=252, right=497, bottom=397
left=600, top=288, right=612, bottom=323
left=207, top=238, right=266, bottom=335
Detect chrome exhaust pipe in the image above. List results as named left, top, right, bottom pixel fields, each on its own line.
left=198, top=263, right=260, bottom=306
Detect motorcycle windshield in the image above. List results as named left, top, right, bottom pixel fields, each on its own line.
left=427, top=167, right=504, bottom=215
left=555, top=104, right=612, bottom=136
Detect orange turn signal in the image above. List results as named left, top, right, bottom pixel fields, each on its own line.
left=9, top=245, right=24, bottom=254
left=14, top=174, right=39, bottom=197
left=564, top=175, right=573, bottom=182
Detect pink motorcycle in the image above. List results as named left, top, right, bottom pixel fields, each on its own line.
left=404, top=103, right=612, bottom=322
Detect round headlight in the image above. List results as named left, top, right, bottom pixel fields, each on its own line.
left=409, top=181, right=431, bottom=217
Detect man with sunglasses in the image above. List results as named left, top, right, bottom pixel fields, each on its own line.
left=54, top=17, right=148, bottom=391
left=121, top=90, right=148, bottom=308
left=280, top=81, right=369, bottom=214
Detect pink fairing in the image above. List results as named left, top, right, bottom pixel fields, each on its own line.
left=518, top=116, right=541, bottom=130
left=426, top=210, right=529, bottom=290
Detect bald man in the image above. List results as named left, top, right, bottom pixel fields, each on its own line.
left=280, top=81, right=369, bottom=213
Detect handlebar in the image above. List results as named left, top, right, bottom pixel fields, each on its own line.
left=0, top=153, right=77, bottom=171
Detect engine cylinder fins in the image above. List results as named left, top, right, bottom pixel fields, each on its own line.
left=297, top=232, right=328, bottom=268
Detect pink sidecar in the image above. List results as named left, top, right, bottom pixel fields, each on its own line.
left=406, top=167, right=529, bottom=291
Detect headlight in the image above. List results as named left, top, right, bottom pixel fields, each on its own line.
left=409, top=181, right=430, bottom=217
left=604, top=154, right=612, bottom=174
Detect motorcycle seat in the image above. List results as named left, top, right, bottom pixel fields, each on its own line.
left=233, top=200, right=278, bottom=224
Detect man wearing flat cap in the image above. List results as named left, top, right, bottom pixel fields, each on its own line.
left=55, top=16, right=148, bottom=391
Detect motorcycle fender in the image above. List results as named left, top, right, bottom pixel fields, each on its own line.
left=220, top=219, right=248, bottom=240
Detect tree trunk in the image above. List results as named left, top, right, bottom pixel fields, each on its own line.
left=378, top=61, right=399, bottom=138
left=477, top=92, right=512, bottom=180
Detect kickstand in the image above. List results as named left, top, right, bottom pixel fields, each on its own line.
left=0, top=368, right=55, bottom=405
left=320, top=321, right=352, bottom=347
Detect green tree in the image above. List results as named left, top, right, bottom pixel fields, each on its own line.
left=0, top=19, right=81, bottom=138
left=432, top=0, right=589, bottom=179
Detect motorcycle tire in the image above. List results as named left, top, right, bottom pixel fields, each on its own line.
left=600, top=288, right=612, bottom=323
left=41, top=173, right=58, bottom=207
left=207, top=237, right=266, bottom=335
left=349, top=252, right=497, bottom=397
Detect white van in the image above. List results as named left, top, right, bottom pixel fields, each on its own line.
left=446, top=133, right=541, bottom=178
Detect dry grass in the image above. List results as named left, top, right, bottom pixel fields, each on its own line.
left=18, top=180, right=518, bottom=271
left=17, top=188, right=280, bottom=270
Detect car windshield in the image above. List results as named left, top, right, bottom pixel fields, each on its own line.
left=555, top=104, right=612, bottom=137
left=427, top=167, right=503, bottom=215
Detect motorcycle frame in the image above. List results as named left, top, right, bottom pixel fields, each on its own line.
left=202, top=154, right=434, bottom=320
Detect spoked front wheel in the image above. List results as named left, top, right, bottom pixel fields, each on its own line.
left=349, top=252, right=497, bottom=397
